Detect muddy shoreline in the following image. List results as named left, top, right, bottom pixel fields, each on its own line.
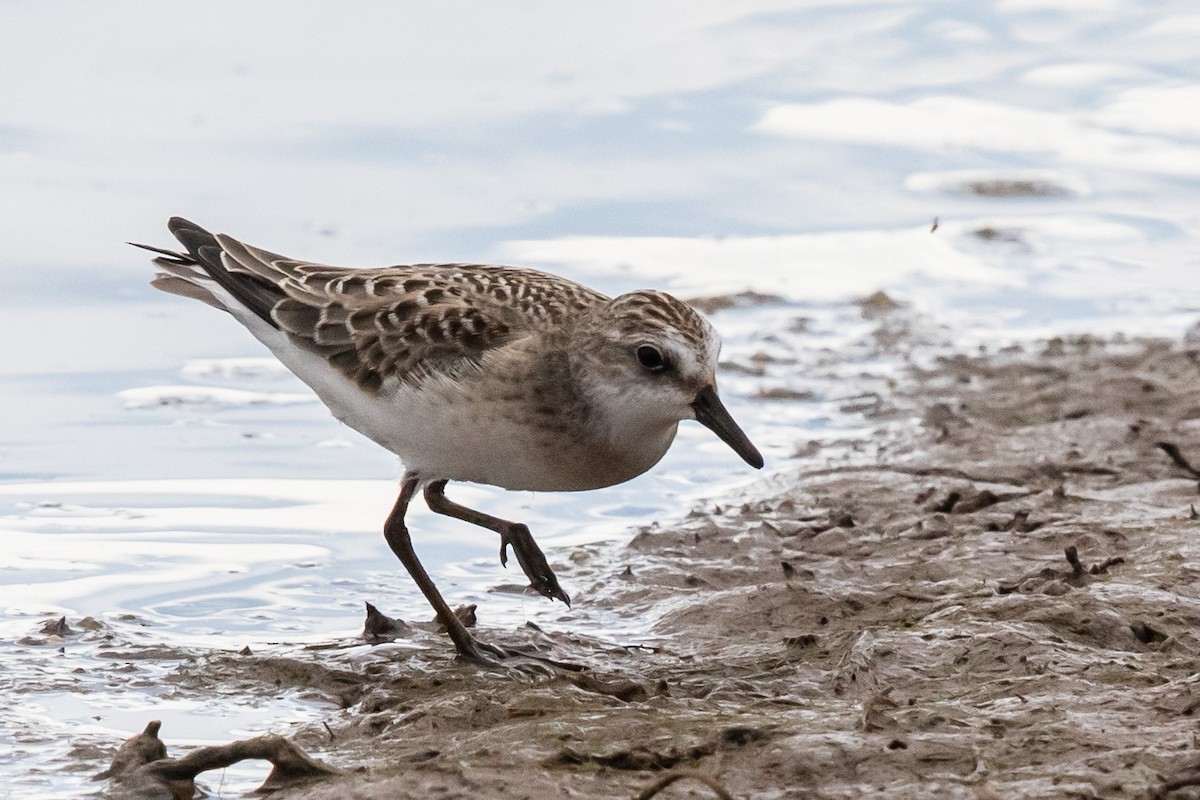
left=86, top=331, right=1200, bottom=799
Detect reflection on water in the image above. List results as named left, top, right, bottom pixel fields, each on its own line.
left=2, top=0, right=1199, bottom=795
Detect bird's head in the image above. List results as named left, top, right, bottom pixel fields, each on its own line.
left=574, top=289, right=763, bottom=470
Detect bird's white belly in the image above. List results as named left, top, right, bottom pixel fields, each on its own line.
left=379, top=385, right=584, bottom=489
left=243, top=319, right=677, bottom=491
left=359, top=383, right=666, bottom=491
left=254, top=327, right=670, bottom=490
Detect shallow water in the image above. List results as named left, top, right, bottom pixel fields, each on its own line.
left=2, top=0, right=1199, bottom=795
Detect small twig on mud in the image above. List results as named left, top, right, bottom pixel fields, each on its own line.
left=1064, top=545, right=1086, bottom=578
left=1089, top=556, right=1125, bottom=575
left=1156, top=442, right=1200, bottom=479
left=635, top=772, right=735, bottom=800
left=94, top=720, right=340, bottom=797
left=999, top=544, right=1123, bottom=594
left=362, top=601, right=410, bottom=642
left=1067, top=544, right=1129, bottom=580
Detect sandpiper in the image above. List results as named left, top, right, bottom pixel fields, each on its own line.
left=135, top=217, right=762, bottom=664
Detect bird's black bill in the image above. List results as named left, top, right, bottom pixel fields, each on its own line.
left=691, top=385, right=764, bottom=469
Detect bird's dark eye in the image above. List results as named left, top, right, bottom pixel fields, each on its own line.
left=635, top=344, right=668, bottom=372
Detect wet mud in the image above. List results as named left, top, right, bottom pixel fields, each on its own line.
left=75, top=329, right=1200, bottom=798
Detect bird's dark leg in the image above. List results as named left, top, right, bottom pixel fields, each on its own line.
left=423, top=480, right=571, bottom=606
left=383, top=473, right=505, bottom=664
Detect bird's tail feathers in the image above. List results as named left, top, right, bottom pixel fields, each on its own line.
left=132, top=218, right=281, bottom=326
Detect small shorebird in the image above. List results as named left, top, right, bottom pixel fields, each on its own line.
left=135, top=218, right=762, bottom=664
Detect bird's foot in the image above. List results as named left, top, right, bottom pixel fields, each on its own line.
left=499, top=524, right=571, bottom=606
left=453, top=634, right=580, bottom=675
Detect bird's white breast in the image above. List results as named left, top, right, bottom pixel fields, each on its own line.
left=246, top=319, right=676, bottom=492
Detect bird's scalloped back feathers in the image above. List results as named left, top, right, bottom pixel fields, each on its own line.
left=255, top=261, right=608, bottom=393
left=316, top=294, right=521, bottom=394
left=160, top=223, right=610, bottom=394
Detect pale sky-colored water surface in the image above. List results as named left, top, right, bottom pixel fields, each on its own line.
left=2, top=1, right=1199, bottom=795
